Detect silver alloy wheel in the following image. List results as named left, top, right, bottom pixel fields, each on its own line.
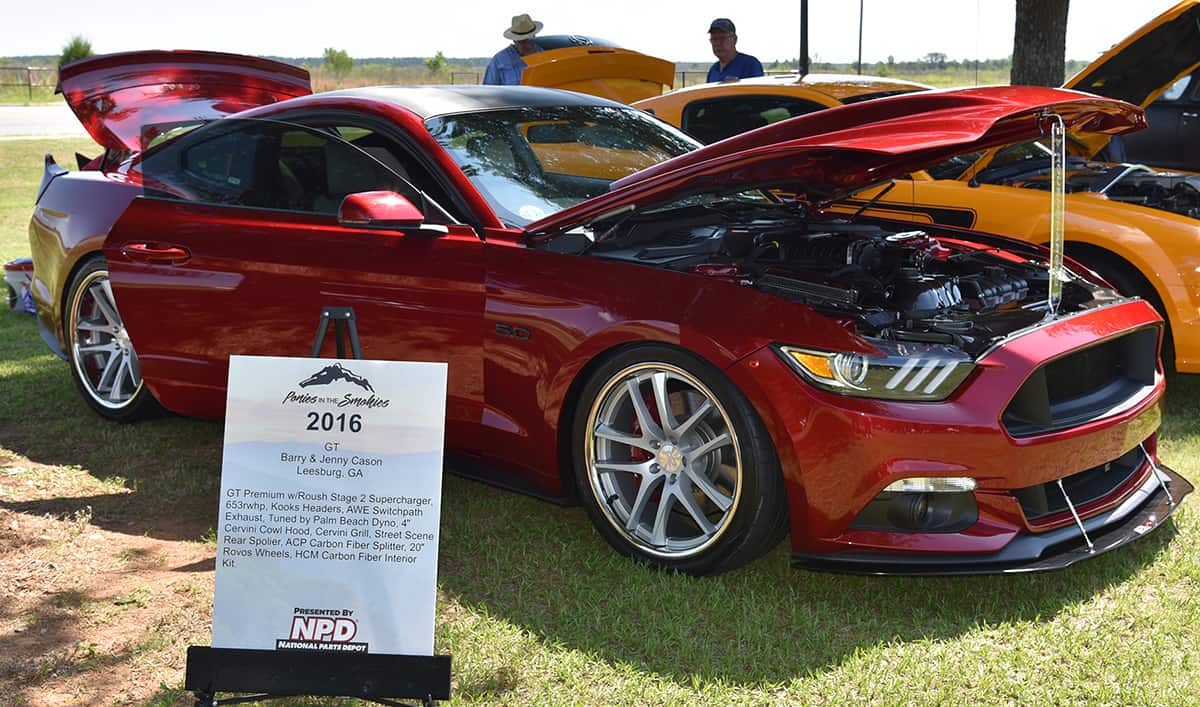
left=68, top=268, right=144, bottom=409
left=585, top=362, right=743, bottom=559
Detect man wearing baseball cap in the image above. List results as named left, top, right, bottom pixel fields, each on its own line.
left=483, top=13, right=546, bottom=85
left=706, top=18, right=764, bottom=82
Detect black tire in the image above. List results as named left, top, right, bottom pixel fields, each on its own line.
left=572, top=344, right=788, bottom=575
left=1075, top=252, right=1175, bottom=369
left=63, top=256, right=160, bottom=422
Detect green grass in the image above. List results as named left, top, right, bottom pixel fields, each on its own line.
left=1, top=132, right=1198, bottom=705
left=0, top=85, right=58, bottom=105
left=1, top=137, right=100, bottom=263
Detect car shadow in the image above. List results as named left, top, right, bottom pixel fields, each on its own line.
left=2, top=320, right=1193, bottom=693
left=434, top=474, right=1179, bottom=693
left=0, top=340, right=226, bottom=541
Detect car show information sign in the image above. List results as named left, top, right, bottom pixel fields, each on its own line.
left=211, top=355, right=447, bottom=656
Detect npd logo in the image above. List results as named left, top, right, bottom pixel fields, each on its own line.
left=275, top=608, right=367, bottom=652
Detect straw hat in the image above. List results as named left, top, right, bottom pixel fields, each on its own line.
left=504, top=13, right=543, bottom=41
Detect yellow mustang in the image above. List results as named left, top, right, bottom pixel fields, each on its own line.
left=635, top=73, right=930, bottom=143
left=636, top=0, right=1200, bottom=372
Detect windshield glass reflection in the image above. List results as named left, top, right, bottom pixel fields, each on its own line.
left=426, top=106, right=698, bottom=227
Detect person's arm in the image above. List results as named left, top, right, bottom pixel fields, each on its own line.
left=483, top=56, right=501, bottom=85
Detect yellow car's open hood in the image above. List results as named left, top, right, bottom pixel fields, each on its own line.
left=1065, top=0, right=1200, bottom=155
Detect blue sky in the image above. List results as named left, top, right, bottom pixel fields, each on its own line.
left=1, top=0, right=1184, bottom=64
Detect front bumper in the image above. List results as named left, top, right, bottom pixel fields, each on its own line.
left=791, top=464, right=1191, bottom=575
left=724, top=298, right=1184, bottom=572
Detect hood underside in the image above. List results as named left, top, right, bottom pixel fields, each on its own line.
left=527, top=86, right=1144, bottom=240
left=57, top=50, right=312, bottom=153
left=1064, top=0, right=1200, bottom=157
left=1065, top=0, right=1200, bottom=109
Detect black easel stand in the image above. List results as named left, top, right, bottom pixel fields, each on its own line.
left=185, top=306, right=452, bottom=706
left=311, top=306, right=363, bottom=360
left=185, top=647, right=450, bottom=706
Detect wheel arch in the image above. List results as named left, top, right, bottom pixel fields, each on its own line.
left=1062, top=239, right=1178, bottom=354
left=57, top=247, right=108, bottom=345
left=552, top=331, right=757, bottom=506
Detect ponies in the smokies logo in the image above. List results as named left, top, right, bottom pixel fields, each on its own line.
left=275, top=607, right=367, bottom=653
left=280, top=363, right=390, bottom=409
left=301, top=363, right=375, bottom=393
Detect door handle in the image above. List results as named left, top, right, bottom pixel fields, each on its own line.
left=1182, top=111, right=1199, bottom=118
left=122, top=242, right=192, bottom=264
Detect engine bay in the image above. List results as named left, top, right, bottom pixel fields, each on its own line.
left=998, top=163, right=1200, bottom=220
left=581, top=202, right=1117, bottom=359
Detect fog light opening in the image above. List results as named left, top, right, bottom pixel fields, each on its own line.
left=850, top=487, right=979, bottom=534
left=887, top=492, right=931, bottom=531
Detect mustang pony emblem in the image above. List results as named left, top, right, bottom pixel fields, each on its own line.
left=299, top=363, right=375, bottom=393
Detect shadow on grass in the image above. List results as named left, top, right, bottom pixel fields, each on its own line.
left=434, top=475, right=1179, bottom=691
left=1, top=319, right=224, bottom=541
left=3, top=314, right=1194, bottom=694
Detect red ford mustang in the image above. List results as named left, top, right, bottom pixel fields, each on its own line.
left=30, top=51, right=1190, bottom=575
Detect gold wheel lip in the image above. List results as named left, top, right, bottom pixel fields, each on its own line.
left=584, top=360, right=743, bottom=560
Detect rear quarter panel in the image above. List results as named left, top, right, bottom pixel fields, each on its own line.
left=29, top=171, right=141, bottom=349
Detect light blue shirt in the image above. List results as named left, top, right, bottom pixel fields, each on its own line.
left=483, top=43, right=544, bottom=85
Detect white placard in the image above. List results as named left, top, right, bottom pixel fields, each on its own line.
left=211, top=355, right=447, bottom=656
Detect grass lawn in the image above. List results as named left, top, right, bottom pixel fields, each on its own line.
left=1, top=137, right=1198, bottom=705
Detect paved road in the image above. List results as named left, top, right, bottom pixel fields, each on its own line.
left=0, top=103, right=87, bottom=138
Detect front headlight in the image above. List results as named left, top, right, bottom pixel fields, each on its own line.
left=777, top=338, right=975, bottom=401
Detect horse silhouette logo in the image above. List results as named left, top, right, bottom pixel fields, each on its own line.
left=299, top=363, right=375, bottom=393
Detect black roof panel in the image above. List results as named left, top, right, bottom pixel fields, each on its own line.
left=310, top=85, right=624, bottom=119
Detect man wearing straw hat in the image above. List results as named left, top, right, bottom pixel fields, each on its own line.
left=483, top=13, right=546, bottom=85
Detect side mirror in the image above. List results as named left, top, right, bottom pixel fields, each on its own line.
left=337, top=191, right=446, bottom=234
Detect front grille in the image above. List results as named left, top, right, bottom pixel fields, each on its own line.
left=1012, top=445, right=1144, bottom=522
left=1002, top=327, right=1157, bottom=437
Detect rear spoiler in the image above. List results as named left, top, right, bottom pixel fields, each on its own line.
left=36, top=154, right=68, bottom=203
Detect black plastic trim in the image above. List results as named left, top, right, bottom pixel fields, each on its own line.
left=1003, top=327, right=1159, bottom=437
left=792, top=464, right=1191, bottom=575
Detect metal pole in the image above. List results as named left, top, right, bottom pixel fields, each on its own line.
left=857, top=0, right=864, bottom=75
left=799, top=0, right=809, bottom=76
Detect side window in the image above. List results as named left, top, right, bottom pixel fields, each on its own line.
left=328, top=125, right=461, bottom=222
left=141, top=122, right=269, bottom=205
left=1156, top=73, right=1192, bottom=103
left=926, top=150, right=987, bottom=181
left=139, top=119, right=413, bottom=216
left=681, top=95, right=828, bottom=144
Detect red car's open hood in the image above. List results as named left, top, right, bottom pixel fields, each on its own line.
left=527, top=86, right=1143, bottom=240
left=1064, top=0, right=1200, bottom=109
left=58, top=50, right=311, bottom=153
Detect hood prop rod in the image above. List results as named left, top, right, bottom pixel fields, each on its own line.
left=1043, top=111, right=1066, bottom=318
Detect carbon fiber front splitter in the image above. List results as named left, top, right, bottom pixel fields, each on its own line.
left=792, top=464, right=1192, bottom=576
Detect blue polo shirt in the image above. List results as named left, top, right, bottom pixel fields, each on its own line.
left=707, top=53, right=764, bottom=82
left=483, top=43, right=545, bottom=85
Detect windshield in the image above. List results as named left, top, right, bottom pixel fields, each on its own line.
left=425, top=105, right=699, bottom=227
